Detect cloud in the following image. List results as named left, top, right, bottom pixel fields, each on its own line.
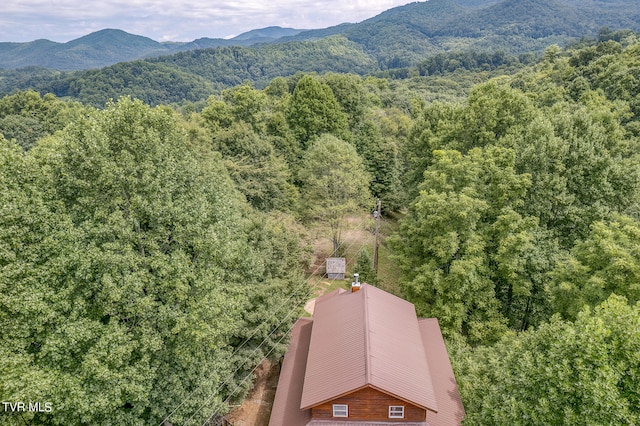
left=0, top=0, right=415, bottom=42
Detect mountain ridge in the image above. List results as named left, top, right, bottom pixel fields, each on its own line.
left=0, top=26, right=308, bottom=71
left=1, top=0, right=638, bottom=71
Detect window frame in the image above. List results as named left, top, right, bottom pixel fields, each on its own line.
left=388, top=405, right=405, bottom=419
left=332, top=404, right=348, bottom=417
left=332, top=404, right=349, bottom=417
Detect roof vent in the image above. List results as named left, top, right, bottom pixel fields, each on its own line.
left=351, top=273, right=361, bottom=293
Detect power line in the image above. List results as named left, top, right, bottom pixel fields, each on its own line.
left=160, top=214, right=374, bottom=426
left=198, top=318, right=297, bottom=426
left=158, top=278, right=312, bottom=426
left=183, top=215, right=375, bottom=425
left=198, top=243, right=372, bottom=426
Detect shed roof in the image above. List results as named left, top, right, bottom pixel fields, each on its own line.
left=300, top=284, right=438, bottom=412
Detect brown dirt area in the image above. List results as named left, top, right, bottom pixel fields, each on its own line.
left=223, top=359, right=281, bottom=426
left=225, top=214, right=381, bottom=425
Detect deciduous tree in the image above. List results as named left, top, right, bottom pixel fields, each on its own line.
left=549, top=214, right=640, bottom=320
left=286, top=75, right=348, bottom=147
left=298, top=134, right=371, bottom=255
left=456, top=296, right=640, bottom=425
left=391, top=146, right=538, bottom=343
left=1, top=98, right=305, bottom=425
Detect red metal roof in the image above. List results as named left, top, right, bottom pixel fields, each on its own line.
left=268, top=284, right=464, bottom=426
left=268, top=318, right=313, bottom=426
left=418, top=319, right=465, bottom=426
left=300, top=284, right=438, bottom=412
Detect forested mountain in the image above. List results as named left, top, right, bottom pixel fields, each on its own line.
left=0, top=30, right=171, bottom=70
left=0, top=27, right=305, bottom=71
left=1, top=0, right=638, bottom=73
left=0, top=37, right=378, bottom=107
left=282, top=0, right=640, bottom=67
left=231, top=26, right=305, bottom=41
left=1, top=0, right=638, bottom=108
left=1, top=31, right=640, bottom=425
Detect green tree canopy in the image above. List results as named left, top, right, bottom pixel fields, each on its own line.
left=0, top=98, right=305, bottom=425
left=391, top=146, right=540, bottom=343
left=286, top=75, right=349, bottom=147
left=549, top=214, right=640, bottom=320
left=456, top=295, right=640, bottom=425
left=0, top=90, right=85, bottom=151
left=353, top=116, right=403, bottom=211
left=211, top=122, right=299, bottom=212
left=298, top=134, right=371, bottom=255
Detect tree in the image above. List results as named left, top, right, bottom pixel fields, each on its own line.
left=0, top=114, right=45, bottom=151
left=322, top=73, right=373, bottom=129
left=298, top=134, right=371, bottom=255
left=353, top=117, right=403, bottom=211
left=1, top=98, right=305, bottom=425
left=391, top=147, right=538, bottom=344
left=211, top=122, right=299, bottom=212
left=354, top=249, right=379, bottom=286
left=542, top=101, right=640, bottom=245
left=399, top=78, right=640, bottom=335
left=220, top=83, right=268, bottom=132
left=286, top=75, right=349, bottom=147
left=402, top=101, right=465, bottom=200
left=0, top=90, right=86, bottom=151
left=456, top=295, right=640, bottom=425
left=0, top=137, right=76, bottom=426
left=548, top=214, right=640, bottom=320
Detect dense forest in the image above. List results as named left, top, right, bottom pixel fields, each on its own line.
left=1, top=29, right=640, bottom=425
left=2, top=0, right=638, bottom=72
left=2, top=0, right=640, bottom=106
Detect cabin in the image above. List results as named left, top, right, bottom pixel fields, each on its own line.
left=268, top=282, right=465, bottom=425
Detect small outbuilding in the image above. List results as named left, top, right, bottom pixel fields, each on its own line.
left=325, top=257, right=346, bottom=280
left=268, top=283, right=465, bottom=425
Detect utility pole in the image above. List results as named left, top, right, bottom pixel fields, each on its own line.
left=373, top=199, right=381, bottom=273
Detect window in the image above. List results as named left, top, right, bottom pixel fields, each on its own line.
left=332, top=404, right=348, bottom=417
left=389, top=405, right=405, bottom=418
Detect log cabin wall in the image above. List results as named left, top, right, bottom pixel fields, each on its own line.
left=310, top=386, right=427, bottom=421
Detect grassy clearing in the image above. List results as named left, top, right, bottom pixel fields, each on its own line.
left=303, top=210, right=403, bottom=300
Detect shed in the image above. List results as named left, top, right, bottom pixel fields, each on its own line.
left=325, top=257, right=346, bottom=279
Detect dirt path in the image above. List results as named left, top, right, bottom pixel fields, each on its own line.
left=225, top=215, right=375, bottom=425
left=223, top=359, right=280, bottom=426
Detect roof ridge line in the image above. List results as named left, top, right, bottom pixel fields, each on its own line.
left=362, top=284, right=372, bottom=384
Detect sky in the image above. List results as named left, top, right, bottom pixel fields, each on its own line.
left=0, top=0, right=416, bottom=43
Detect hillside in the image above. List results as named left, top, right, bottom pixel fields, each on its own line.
left=0, top=27, right=306, bottom=71
left=283, top=0, right=640, bottom=67
left=0, top=36, right=378, bottom=107
left=169, top=27, right=307, bottom=54
left=0, top=29, right=172, bottom=70
left=231, top=26, right=306, bottom=41
left=1, top=0, right=639, bottom=72
left=147, top=36, right=377, bottom=85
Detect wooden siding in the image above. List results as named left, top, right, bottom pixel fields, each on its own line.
left=310, top=386, right=427, bottom=422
